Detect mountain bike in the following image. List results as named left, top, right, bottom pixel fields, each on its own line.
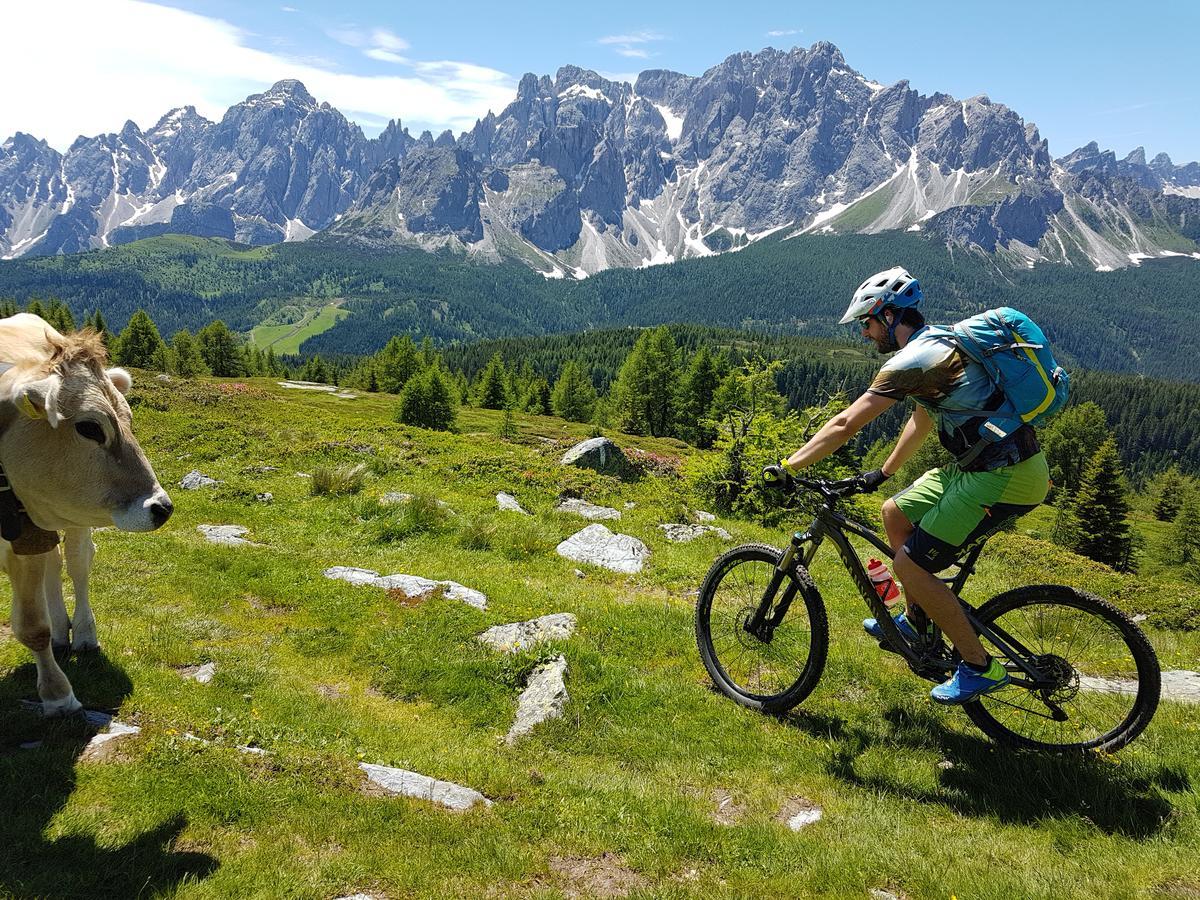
left=694, top=476, right=1161, bottom=752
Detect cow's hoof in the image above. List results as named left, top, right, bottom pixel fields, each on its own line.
left=41, top=693, right=83, bottom=717
left=71, top=639, right=101, bottom=653
left=51, top=641, right=72, bottom=659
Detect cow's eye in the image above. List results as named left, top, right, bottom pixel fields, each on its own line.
left=75, top=420, right=107, bottom=445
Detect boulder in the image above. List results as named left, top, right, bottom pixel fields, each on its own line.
left=555, top=497, right=621, bottom=520
left=180, top=470, right=219, bottom=489
left=479, top=613, right=577, bottom=653
left=323, top=566, right=487, bottom=610
left=659, top=523, right=732, bottom=542
left=556, top=524, right=649, bottom=574
left=560, top=437, right=627, bottom=475
left=359, top=763, right=492, bottom=810
left=198, top=524, right=257, bottom=546
left=506, top=655, right=569, bottom=744
left=497, top=492, right=529, bottom=514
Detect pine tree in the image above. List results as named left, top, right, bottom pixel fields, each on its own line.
left=1167, top=485, right=1200, bottom=564
left=612, top=327, right=678, bottom=436
left=375, top=335, right=422, bottom=394
left=113, top=310, right=167, bottom=369
left=674, top=346, right=720, bottom=447
left=46, top=300, right=75, bottom=332
left=1148, top=466, right=1187, bottom=521
left=26, top=299, right=47, bottom=320
left=90, top=310, right=111, bottom=345
left=1072, top=438, right=1135, bottom=570
left=196, top=320, right=245, bottom=377
left=169, top=330, right=209, bottom=377
left=475, top=352, right=510, bottom=409
left=396, top=366, right=456, bottom=431
left=1040, top=402, right=1108, bottom=497
left=551, top=360, right=597, bottom=422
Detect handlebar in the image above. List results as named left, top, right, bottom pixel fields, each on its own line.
left=794, top=475, right=865, bottom=503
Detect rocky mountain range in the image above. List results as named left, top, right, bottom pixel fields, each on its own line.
left=3, top=44, right=1198, bottom=275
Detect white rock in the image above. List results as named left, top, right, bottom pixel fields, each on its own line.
left=359, top=763, right=492, bottom=810
left=198, top=524, right=256, bottom=546
left=82, top=720, right=140, bottom=758
left=324, top=567, right=487, bottom=610
left=180, top=470, right=219, bottom=490
left=479, top=613, right=577, bottom=653
left=560, top=436, right=627, bottom=474
left=182, top=662, right=217, bottom=684
left=255, top=492, right=273, bottom=503
left=380, top=492, right=452, bottom=509
left=1080, top=669, right=1200, bottom=703
left=497, top=492, right=529, bottom=514
left=658, top=523, right=732, bottom=543
left=692, top=510, right=716, bottom=523
left=556, top=524, right=649, bottom=574
left=786, top=805, right=823, bottom=830
left=333, top=391, right=357, bottom=400
left=506, top=655, right=569, bottom=745
left=555, top=498, right=621, bottom=520
left=278, top=380, right=337, bottom=393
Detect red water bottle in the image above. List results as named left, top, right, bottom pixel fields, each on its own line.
left=866, top=558, right=901, bottom=608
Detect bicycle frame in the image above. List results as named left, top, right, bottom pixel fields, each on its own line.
left=746, top=493, right=1060, bottom=692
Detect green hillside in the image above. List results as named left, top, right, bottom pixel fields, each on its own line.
left=2, top=377, right=1197, bottom=898
left=2, top=231, right=1199, bottom=382
left=250, top=302, right=350, bottom=355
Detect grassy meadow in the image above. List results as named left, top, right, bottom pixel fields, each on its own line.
left=1, top=376, right=1198, bottom=899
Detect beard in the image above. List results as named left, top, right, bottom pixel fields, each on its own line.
left=873, top=333, right=900, bottom=354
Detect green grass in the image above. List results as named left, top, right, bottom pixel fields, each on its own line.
left=2, top=377, right=1198, bottom=899
left=250, top=302, right=349, bottom=355
left=823, top=179, right=900, bottom=233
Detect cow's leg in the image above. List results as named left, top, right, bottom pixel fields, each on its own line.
left=9, top=550, right=81, bottom=715
left=43, top=543, right=71, bottom=651
left=64, top=527, right=98, bottom=651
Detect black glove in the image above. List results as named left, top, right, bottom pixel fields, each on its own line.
left=762, top=463, right=795, bottom=491
left=854, top=468, right=891, bottom=493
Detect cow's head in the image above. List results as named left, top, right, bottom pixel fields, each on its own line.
left=0, top=326, right=173, bottom=532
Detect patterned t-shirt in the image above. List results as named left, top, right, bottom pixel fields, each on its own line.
left=866, top=325, right=1028, bottom=466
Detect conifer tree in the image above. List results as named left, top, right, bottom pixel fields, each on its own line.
left=196, top=320, right=245, bottom=377
left=526, top=376, right=552, bottom=415
left=1167, top=485, right=1200, bottom=564
left=1148, top=465, right=1187, bottom=521
left=169, top=329, right=209, bottom=377
left=0, top=300, right=17, bottom=317
left=46, top=300, right=75, bottom=333
left=375, top=335, right=422, bottom=394
left=113, top=310, right=167, bottom=369
left=90, top=310, right=110, bottom=345
left=396, top=366, right=456, bottom=431
left=674, top=346, right=720, bottom=447
left=1040, top=402, right=1108, bottom=497
left=26, top=299, right=47, bottom=320
left=475, top=352, right=510, bottom=409
left=1072, top=438, right=1134, bottom=570
left=551, top=360, right=597, bottom=422
left=612, top=327, right=678, bottom=436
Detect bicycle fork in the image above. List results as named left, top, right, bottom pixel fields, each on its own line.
left=743, top=529, right=821, bottom=643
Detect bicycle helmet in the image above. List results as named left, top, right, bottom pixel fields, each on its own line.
left=838, top=266, right=923, bottom=324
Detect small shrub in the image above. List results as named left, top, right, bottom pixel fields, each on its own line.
left=458, top=514, right=499, bottom=551
left=310, top=463, right=368, bottom=496
left=370, top=493, right=451, bottom=543
left=501, top=519, right=557, bottom=559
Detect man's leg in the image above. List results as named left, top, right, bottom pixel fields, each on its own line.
left=892, top=547, right=987, bottom=665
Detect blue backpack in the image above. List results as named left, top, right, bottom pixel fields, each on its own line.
left=930, top=307, right=1070, bottom=464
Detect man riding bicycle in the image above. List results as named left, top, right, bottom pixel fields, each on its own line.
left=764, top=266, right=1051, bottom=705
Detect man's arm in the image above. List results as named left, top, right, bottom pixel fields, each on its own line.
left=782, top=391, right=896, bottom=472
left=882, top=404, right=934, bottom=477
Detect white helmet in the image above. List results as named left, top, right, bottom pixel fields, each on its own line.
left=838, top=266, right=924, bottom=324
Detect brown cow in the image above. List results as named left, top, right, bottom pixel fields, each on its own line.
left=1, top=314, right=172, bottom=715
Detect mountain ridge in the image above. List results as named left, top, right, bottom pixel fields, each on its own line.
left=2, top=43, right=1198, bottom=274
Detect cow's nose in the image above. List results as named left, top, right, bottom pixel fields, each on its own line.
left=150, top=498, right=174, bottom=527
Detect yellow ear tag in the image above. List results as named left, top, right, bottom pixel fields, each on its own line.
left=17, top=393, right=44, bottom=419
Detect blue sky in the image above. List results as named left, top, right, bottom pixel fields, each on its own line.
left=6, top=0, right=1198, bottom=163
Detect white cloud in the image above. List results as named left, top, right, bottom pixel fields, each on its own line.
left=280, top=5, right=297, bottom=12
left=370, top=28, right=408, bottom=52
left=767, top=29, right=800, bottom=37
left=2, top=0, right=517, bottom=150
left=365, top=48, right=408, bottom=64
left=616, top=48, right=651, bottom=59
left=598, top=29, right=666, bottom=59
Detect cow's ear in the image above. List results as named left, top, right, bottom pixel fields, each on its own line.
left=106, top=367, right=132, bottom=394
left=11, top=374, right=63, bottom=427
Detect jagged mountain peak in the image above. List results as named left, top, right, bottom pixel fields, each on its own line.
left=254, top=78, right=318, bottom=106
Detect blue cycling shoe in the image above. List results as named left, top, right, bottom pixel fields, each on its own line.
left=930, top=658, right=1011, bottom=705
left=863, top=611, right=932, bottom=643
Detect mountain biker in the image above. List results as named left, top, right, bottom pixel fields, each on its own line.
left=763, top=266, right=1051, bottom=704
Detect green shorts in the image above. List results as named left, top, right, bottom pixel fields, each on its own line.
left=891, top=452, right=1050, bottom=573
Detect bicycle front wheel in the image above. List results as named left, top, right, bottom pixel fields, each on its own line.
left=694, top=543, right=828, bottom=713
left=965, top=585, right=1160, bottom=752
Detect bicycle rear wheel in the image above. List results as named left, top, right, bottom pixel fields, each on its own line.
left=965, top=585, right=1160, bottom=752
left=694, top=543, right=828, bottom=713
